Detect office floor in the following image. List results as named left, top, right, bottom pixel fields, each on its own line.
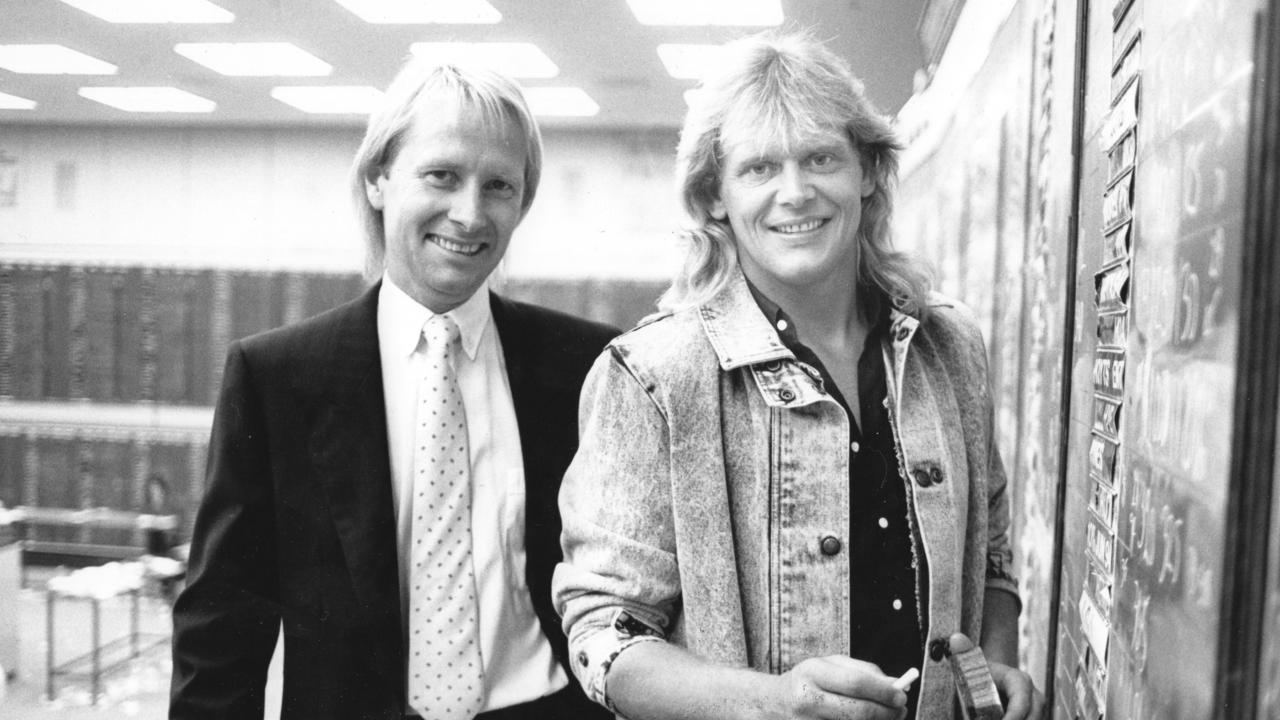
left=0, top=567, right=283, bottom=719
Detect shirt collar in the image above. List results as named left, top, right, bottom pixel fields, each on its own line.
left=378, top=274, right=490, bottom=361
left=743, top=277, right=800, bottom=347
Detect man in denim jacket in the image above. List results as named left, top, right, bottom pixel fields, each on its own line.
left=554, top=32, right=1044, bottom=720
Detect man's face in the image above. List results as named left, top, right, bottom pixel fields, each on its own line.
left=711, top=126, right=873, bottom=299
left=367, top=98, right=528, bottom=313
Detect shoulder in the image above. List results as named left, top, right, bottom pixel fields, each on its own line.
left=490, top=293, right=620, bottom=370
left=606, top=305, right=716, bottom=386
left=493, top=294, right=618, bottom=343
left=234, top=285, right=377, bottom=370
left=918, top=291, right=984, bottom=349
left=913, top=292, right=989, bottom=381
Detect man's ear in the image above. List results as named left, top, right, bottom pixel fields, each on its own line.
left=861, top=155, right=878, bottom=198
left=365, top=173, right=385, bottom=210
left=861, top=170, right=875, bottom=198
left=710, top=197, right=727, bottom=221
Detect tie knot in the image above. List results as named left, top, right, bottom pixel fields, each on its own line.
left=422, top=314, right=460, bottom=351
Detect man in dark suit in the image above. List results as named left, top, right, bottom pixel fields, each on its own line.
left=170, top=57, right=616, bottom=720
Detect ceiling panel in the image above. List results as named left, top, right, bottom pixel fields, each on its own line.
left=0, top=0, right=926, bottom=128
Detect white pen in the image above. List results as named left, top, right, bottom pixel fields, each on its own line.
left=892, top=667, right=920, bottom=692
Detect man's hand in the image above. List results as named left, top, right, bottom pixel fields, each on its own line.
left=988, top=661, right=1045, bottom=720
left=772, top=655, right=908, bottom=720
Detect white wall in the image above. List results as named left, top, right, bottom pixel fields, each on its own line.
left=0, top=124, right=684, bottom=280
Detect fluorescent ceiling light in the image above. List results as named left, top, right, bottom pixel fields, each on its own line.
left=0, top=44, right=117, bottom=74
left=657, top=44, right=723, bottom=79
left=57, top=0, right=234, bottom=23
left=0, top=91, right=38, bottom=110
left=332, top=0, right=500, bottom=24
left=79, top=86, right=216, bottom=112
left=175, top=42, right=332, bottom=77
left=411, top=42, right=559, bottom=79
left=272, top=86, right=383, bottom=114
left=522, top=87, right=599, bottom=117
left=626, top=0, right=782, bottom=25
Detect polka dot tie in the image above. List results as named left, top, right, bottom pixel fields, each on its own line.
left=408, top=315, right=485, bottom=720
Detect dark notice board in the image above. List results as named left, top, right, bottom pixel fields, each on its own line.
left=1052, top=0, right=1263, bottom=717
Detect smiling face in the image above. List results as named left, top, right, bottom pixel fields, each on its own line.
left=711, top=125, right=874, bottom=302
left=366, top=97, right=528, bottom=313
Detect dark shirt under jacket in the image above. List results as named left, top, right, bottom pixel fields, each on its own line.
left=747, top=284, right=926, bottom=717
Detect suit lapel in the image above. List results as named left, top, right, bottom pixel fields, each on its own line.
left=306, top=285, right=399, bottom=610
left=491, top=293, right=537, bottom=466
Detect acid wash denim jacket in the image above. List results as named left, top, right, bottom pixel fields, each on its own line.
left=553, top=270, right=1019, bottom=717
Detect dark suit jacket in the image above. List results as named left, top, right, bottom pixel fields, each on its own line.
left=170, top=285, right=618, bottom=720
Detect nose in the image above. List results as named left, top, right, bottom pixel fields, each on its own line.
left=448, top=181, right=487, bottom=233
left=776, top=163, right=814, bottom=207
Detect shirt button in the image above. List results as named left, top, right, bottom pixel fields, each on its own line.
left=930, top=467, right=945, bottom=484
left=779, top=388, right=796, bottom=402
left=892, top=598, right=903, bottom=611
left=820, top=536, right=842, bottom=556
left=763, top=360, right=782, bottom=372
left=777, top=318, right=789, bottom=332
left=912, top=468, right=932, bottom=487
left=850, top=441, right=861, bottom=454
left=878, top=517, right=889, bottom=529
left=895, top=326, right=910, bottom=341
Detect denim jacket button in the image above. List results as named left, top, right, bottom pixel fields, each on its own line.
left=895, top=326, right=910, bottom=342
left=763, top=360, right=782, bottom=372
left=912, top=468, right=932, bottom=487
left=819, top=536, right=842, bottom=556
left=929, top=638, right=949, bottom=662
left=930, top=467, right=944, bottom=484
left=778, top=388, right=796, bottom=402
left=577, top=651, right=589, bottom=667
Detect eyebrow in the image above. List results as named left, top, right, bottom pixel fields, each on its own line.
left=411, top=157, right=523, bottom=179
left=729, top=140, right=850, bottom=166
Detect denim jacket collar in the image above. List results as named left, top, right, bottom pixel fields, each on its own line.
left=697, top=269, right=925, bottom=411
left=697, top=271, right=794, bottom=371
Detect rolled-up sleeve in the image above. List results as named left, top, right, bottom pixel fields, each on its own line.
left=553, top=347, right=681, bottom=709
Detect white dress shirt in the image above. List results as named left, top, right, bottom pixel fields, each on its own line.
left=377, top=276, right=567, bottom=712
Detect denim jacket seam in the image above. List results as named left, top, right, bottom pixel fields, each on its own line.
left=607, top=344, right=670, bottom=424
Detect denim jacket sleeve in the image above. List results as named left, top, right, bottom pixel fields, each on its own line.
left=553, top=347, right=680, bottom=709
left=948, top=301, right=1018, bottom=601
left=984, top=419, right=1019, bottom=600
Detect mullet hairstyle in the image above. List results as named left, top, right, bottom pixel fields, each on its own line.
left=350, top=57, right=543, bottom=281
left=661, top=30, right=931, bottom=318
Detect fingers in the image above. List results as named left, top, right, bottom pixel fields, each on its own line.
left=811, top=693, right=909, bottom=720
left=806, top=656, right=908, bottom=710
left=990, top=662, right=1044, bottom=720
